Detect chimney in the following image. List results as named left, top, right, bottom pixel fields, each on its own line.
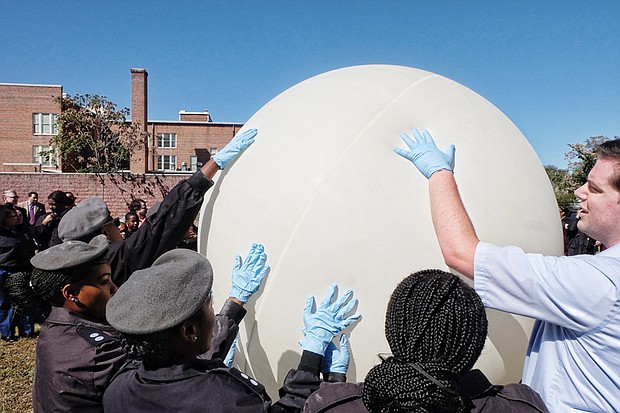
left=130, top=68, right=148, bottom=173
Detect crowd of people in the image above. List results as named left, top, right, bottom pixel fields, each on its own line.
left=0, top=127, right=619, bottom=412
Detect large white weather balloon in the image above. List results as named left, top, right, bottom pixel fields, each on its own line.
left=198, top=65, right=562, bottom=398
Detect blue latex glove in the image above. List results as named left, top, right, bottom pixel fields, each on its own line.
left=321, top=334, right=350, bottom=375
left=213, top=128, right=258, bottom=169
left=224, top=336, right=238, bottom=368
left=228, top=243, right=270, bottom=303
left=394, top=129, right=455, bottom=179
left=300, top=284, right=361, bottom=356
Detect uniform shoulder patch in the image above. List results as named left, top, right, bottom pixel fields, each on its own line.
left=76, top=326, right=116, bottom=346
left=215, top=367, right=266, bottom=396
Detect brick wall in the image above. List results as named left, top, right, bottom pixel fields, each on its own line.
left=0, top=172, right=191, bottom=219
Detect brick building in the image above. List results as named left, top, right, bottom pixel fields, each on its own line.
left=0, top=83, right=63, bottom=172
left=0, top=68, right=244, bottom=174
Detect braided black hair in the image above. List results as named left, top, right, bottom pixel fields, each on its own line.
left=3, top=271, right=51, bottom=322
left=120, top=327, right=179, bottom=369
left=120, top=303, right=207, bottom=369
left=363, top=269, right=488, bottom=413
left=4, top=257, right=109, bottom=320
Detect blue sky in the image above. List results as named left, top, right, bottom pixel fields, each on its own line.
left=1, top=1, right=618, bottom=168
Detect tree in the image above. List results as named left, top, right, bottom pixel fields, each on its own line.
left=564, top=136, right=609, bottom=189
left=46, top=94, right=146, bottom=172
left=544, top=165, right=574, bottom=206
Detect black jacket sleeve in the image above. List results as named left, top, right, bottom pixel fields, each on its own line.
left=271, top=351, right=323, bottom=412
left=202, top=299, right=247, bottom=361
left=108, top=171, right=214, bottom=286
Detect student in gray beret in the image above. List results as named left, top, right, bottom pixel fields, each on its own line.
left=58, top=128, right=258, bottom=287
left=103, top=246, right=361, bottom=413
left=6, top=235, right=124, bottom=413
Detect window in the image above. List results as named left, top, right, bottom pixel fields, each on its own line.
left=190, top=156, right=198, bottom=172
left=33, top=145, right=55, bottom=166
left=157, top=155, right=176, bottom=171
left=33, top=113, right=58, bottom=135
left=157, top=133, right=177, bottom=148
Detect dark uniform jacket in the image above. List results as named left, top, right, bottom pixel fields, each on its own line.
left=103, top=300, right=323, bottom=413
left=32, top=298, right=253, bottom=412
left=103, top=353, right=323, bottom=413
left=0, top=228, right=35, bottom=272
left=301, top=370, right=548, bottom=413
left=108, top=170, right=214, bottom=286
left=32, top=307, right=125, bottom=413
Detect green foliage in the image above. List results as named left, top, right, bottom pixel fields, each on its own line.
left=565, top=136, right=609, bottom=189
left=544, top=165, right=574, bottom=206
left=46, top=94, right=146, bottom=172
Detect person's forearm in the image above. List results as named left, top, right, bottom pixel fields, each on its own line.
left=200, top=159, right=220, bottom=180
left=429, top=170, right=479, bottom=279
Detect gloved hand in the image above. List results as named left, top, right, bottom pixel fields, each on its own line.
left=300, top=284, right=361, bottom=356
left=394, top=129, right=455, bottom=179
left=213, top=128, right=258, bottom=169
left=321, top=334, right=350, bottom=375
left=228, top=243, right=270, bottom=303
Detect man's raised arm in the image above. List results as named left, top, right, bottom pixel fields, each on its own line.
left=394, top=129, right=478, bottom=278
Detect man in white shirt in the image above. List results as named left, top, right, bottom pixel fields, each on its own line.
left=394, top=130, right=620, bottom=412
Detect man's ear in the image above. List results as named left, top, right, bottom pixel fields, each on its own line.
left=61, top=283, right=80, bottom=301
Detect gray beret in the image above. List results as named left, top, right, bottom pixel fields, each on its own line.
left=58, top=198, right=109, bottom=242
left=31, top=235, right=109, bottom=271
left=106, top=249, right=214, bottom=334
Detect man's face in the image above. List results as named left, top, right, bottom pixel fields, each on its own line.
left=126, top=215, right=139, bottom=231
left=5, top=192, right=18, bottom=205
left=29, top=193, right=38, bottom=204
left=574, top=157, right=620, bottom=247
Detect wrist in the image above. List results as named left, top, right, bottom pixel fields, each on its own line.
left=228, top=296, right=244, bottom=307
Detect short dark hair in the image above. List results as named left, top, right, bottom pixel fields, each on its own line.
left=28, top=191, right=38, bottom=197
left=65, top=192, right=76, bottom=206
left=125, top=211, right=139, bottom=221
left=129, top=199, right=146, bottom=211
left=48, top=190, right=69, bottom=206
left=597, top=139, right=620, bottom=192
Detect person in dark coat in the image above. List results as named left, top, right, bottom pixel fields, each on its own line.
left=5, top=235, right=123, bottom=412
left=302, top=270, right=548, bottom=413
left=103, top=247, right=361, bottom=413
left=34, top=190, right=71, bottom=250
left=57, top=128, right=259, bottom=287
left=0, top=203, right=35, bottom=341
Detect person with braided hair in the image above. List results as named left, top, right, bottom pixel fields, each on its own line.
left=0, top=203, right=36, bottom=341
left=7, top=235, right=125, bottom=413
left=302, top=270, right=547, bottom=413
left=394, top=130, right=620, bottom=411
